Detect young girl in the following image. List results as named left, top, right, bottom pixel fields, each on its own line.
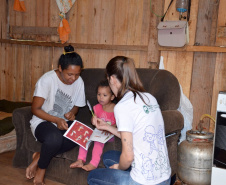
left=70, top=80, right=116, bottom=171
left=26, top=45, right=86, bottom=185
left=88, top=56, right=171, bottom=185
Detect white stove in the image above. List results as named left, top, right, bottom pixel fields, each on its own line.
left=211, top=91, right=226, bottom=185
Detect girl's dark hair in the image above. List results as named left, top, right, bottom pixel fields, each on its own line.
left=96, top=79, right=113, bottom=95
left=106, top=56, right=146, bottom=103
left=58, top=45, right=83, bottom=70
left=97, top=79, right=116, bottom=103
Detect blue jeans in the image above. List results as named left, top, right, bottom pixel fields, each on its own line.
left=87, top=150, right=171, bottom=185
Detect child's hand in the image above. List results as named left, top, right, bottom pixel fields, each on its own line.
left=64, top=111, right=75, bottom=121
left=56, top=118, right=68, bottom=130
left=91, top=115, right=98, bottom=126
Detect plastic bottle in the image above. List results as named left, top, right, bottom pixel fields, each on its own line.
left=176, top=0, right=188, bottom=13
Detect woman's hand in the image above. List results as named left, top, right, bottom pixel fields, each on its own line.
left=101, top=130, right=111, bottom=135
left=93, top=117, right=121, bottom=138
left=64, top=111, right=75, bottom=121
left=94, top=118, right=109, bottom=131
left=91, top=116, right=108, bottom=131
left=56, top=118, right=68, bottom=130
left=110, top=164, right=120, bottom=170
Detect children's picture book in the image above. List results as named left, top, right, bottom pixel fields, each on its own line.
left=64, top=120, right=114, bottom=150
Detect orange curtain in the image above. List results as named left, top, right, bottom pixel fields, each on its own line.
left=13, top=0, right=26, bottom=12
left=56, top=0, right=76, bottom=44
left=57, top=18, right=71, bottom=44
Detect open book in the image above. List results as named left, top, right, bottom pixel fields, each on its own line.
left=64, top=120, right=114, bottom=150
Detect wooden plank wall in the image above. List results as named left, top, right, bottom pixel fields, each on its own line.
left=161, top=0, right=198, bottom=99
left=1, top=0, right=226, bottom=131
left=161, top=0, right=225, bottom=132
left=187, top=0, right=220, bottom=132
left=0, top=0, right=158, bottom=102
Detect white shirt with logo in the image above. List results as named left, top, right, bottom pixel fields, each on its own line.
left=114, top=91, right=171, bottom=185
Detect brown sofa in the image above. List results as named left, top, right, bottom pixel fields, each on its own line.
left=12, top=68, right=184, bottom=185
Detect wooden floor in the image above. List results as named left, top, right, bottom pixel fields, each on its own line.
left=0, top=150, right=183, bottom=185
left=0, top=150, right=65, bottom=185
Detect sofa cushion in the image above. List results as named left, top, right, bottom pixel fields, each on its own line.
left=0, top=111, right=13, bottom=136
left=0, top=99, right=31, bottom=136
left=0, top=99, right=31, bottom=113
left=0, top=117, right=14, bottom=136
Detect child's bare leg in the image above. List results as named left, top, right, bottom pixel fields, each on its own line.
left=33, top=167, right=46, bottom=185
left=82, top=163, right=97, bottom=172
left=70, top=159, right=84, bottom=168
left=26, top=152, right=40, bottom=179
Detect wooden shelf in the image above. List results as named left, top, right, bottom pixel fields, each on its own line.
left=158, top=45, right=226, bottom=53
left=2, top=39, right=226, bottom=53
left=0, top=39, right=148, bottom=51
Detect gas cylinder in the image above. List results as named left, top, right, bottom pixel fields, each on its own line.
left=177, top=130, right=214, bottom=185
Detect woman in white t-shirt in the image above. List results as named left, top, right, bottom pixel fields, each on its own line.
left=26, top=45, right=86, bottom=185
left=88, top=56, right=171, bottom=185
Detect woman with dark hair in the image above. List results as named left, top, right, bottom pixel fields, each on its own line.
left=88, top=56, right=171, bottom=185
left=26, top=45, right=86, bottom=185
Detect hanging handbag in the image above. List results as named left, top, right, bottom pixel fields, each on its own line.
left=157, top=0, right=189, bottom=47
left=157, top=20, right=189, bottom=47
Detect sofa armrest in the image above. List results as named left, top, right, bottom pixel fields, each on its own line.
left=162, top=110, right=183, bottom=177
left=137, top=69, right=180, bottom=111
left=162, top=110, right=184, bottom=136
left=12, top=106, right=32, bottom=167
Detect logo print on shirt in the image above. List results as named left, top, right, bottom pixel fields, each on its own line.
left=48, top=89, right=72, bottom=119
left=143, top=104, right=159, bottom=114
